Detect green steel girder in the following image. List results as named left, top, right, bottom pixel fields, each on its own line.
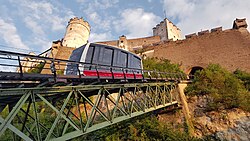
left=0, top=82, right=179, bottom=140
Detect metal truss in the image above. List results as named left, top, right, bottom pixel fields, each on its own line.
left=0, top=82, right=179, bottom=140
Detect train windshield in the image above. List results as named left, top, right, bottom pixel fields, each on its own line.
left=65, top=45, right=85, bottom=75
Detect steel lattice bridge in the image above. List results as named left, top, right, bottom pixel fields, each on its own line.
left=0, top=50, right=189, bottom=140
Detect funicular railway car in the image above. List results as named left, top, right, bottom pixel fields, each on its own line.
left=65, top=43, right=143, bottom=80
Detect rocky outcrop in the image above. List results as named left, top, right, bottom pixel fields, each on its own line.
left=189, top=96, right=250, bottom=141
left=158, top=94, right=250, bottom=141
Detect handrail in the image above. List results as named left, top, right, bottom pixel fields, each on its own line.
left=0, top=50, right=189, bottom=81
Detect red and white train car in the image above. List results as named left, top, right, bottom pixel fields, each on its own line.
left=65, top=43, right=143, bottom=79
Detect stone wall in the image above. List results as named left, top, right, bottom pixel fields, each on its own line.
left=147, top=28, right=250, bottom=73
left=41, top=43, right=75, bottom=74
left=96, top=35, right=161, bottom=51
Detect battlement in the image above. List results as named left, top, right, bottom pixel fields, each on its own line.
left=233, top=18, right=248, bottom=29
left=185, top=27, right=223, bottom=39
left=67, top=17, right=90, bottom=31
left=62, top=17, right=91, bottom=48
left=185, top=33, right=197, bottom=39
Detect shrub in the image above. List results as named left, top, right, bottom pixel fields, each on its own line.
left=234, top=69, right=250, bottom=91
left=142, top=57, right=185, bottom=79
left=185, top=64, right=250, bottom=111
left=27, top=62, right=45, bottom=73
left=104, top=116, right=200, bottom=141
left=142, top=57, right=182, bottom=73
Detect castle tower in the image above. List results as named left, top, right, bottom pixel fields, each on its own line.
left=62, top=17, right=91, bottom=48
left=153, top=18, right=182, bottom=41
left=118, top=35, right=128, bottom=50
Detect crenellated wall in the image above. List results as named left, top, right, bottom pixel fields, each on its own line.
left=144, top=27, right=250, bottom=73
left=96, top=35, right=161, bottom=52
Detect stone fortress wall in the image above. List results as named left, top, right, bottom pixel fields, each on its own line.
left=96, top=18, right=181, bottom=52
left=38, top=17, right=249, bottom=75
left=143, top=18, right=250, bottom=73
left=97, top=35, right=161, bottom=51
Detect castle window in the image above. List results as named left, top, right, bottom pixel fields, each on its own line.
left=70, top=28, right=72, bottom=30
left=121, top=41, right=123, bottom=43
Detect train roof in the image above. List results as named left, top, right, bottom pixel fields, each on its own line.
left=88, top=43, right=142, bottom=59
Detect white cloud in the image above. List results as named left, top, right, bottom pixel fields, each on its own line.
left=163, top=0, right=250, bottom=36
left=15, top=0, right=74, bottom=32
left=4, top=0, right=75, bottom=52
left=77, top=0, right=118, bottom=9
left=24, top=16, right=45, bottom=36
left=89, top=32, right=113, bottom=42
left=0, top=18, right=29, bottom=50
left=32, top=37, right=52, bottom=51
left=80, top=0, right=118, bottom=32
left=114, top=8, right=161, bottom=38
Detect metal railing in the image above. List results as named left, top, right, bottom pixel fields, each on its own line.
left=0, top=50, right=189, bottom=82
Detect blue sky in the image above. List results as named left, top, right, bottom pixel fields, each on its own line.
left=0, top=0, right=249, bottom=54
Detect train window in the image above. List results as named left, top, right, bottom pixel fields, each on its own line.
left=102, top=47, right=113, bottom=65
left=66, top=46, right=85, bottom=75
left=92, top=46, right=100, bottom=64
left=120, top=51, right=127, bottom=67
left=131, top=55, right=141, bottom=69
left=85, top=46, right=94, bottom=63
left=70, top=46, right=84, bottom=62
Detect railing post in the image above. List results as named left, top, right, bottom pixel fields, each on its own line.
left=18, top=56, right=23, bottom=78
left=110, top=67, right=114, bottom=80
left=95, top=65, right=100, bottom=81
left=50, top=60, right=56, bottom=82
left=141, top=70, right=145, bottom=81
left=154, top=70, right=158, bottom=81
left=77, top=64, right=81, bottom=78
left=132, top=69, right=136, bottom=79
left=122, top=68, right=127, bottom=82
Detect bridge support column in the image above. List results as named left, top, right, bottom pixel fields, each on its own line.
left=177, top=83, right=194, bottom=136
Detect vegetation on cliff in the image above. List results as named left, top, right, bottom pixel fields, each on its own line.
left=142, top=57, right=182, bottom=73
left=185, top=64, right=250, bottom=112
left=80, top=115, right=200, bottom=141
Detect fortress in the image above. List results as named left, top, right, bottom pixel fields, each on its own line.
left=97, top=18, right=182, bottom=51
left=39, top=17, right=249, bottom=75
left=143, top=18, right=250, bottom=74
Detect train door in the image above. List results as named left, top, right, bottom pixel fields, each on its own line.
left=65, top=45, right=85, bottom=75
left=82, top=45, right=98, bottom=76
left=96, top=46, right=114, bottom=77
left=112, top=50, right=128, bottom=78
left=127, top=54, right=142, bottom=79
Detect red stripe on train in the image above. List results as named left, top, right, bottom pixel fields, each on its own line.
left=83, top=70, right=142, bottom=79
